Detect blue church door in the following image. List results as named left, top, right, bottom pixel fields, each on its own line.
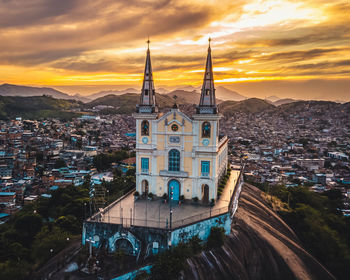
left=169, top=179, right=180, bottom=201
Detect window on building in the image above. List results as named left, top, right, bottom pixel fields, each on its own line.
left=202, top=122, right=211, bottom=138
left=201, top=161, right=210, bottom=177
left=168, top=149, right=180, bottom=172
left=141, top=158, right=149, bottom=173
left=141, top=120, right=149, bottom=136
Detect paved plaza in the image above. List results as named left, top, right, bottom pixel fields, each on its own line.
left=92, top=169, right=241, bottom=229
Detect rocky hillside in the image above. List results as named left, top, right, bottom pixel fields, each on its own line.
left=183, top=183, right=334, bottom=280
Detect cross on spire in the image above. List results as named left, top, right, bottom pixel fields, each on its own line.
left=147, top=36, right=150, bottom=50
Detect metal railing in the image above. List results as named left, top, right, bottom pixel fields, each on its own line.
left=87, top=169, right=244, bottom=230
left=89, top=205, right=229, bottom=230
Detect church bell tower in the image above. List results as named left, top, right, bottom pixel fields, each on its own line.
left=196, top=38, right=218, bottom=114
left=136, top=39, right=158, bottom=114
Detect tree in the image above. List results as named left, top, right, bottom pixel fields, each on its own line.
left=207, top=227, right=225, bottom=249
left=14, top=214, right=42, bottom=244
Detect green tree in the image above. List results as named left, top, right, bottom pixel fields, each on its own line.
left=207, top=227, right=225, bottom=249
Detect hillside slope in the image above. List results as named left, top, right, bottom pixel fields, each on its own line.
left=216, top=86, right=246, bottom=101
left=0, top=83, right=83, bottom=101
left=87, top=93, right=176, bottom=113
left=0, top=96, right=81, bottom=120
left=219, top=98, right=275, bottom=115
left=183, top=184, right=334, bottom=280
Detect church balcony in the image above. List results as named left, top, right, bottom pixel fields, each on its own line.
left=141, top=169, right=149, bottom=174
left=201, top=172, right=210, bottom=178
left=159, top=170, right=188, bottom=178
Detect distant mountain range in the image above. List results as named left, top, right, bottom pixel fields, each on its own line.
left=0, top=91, right=348, bottom=120
left=0, top=83, right=251, bottom=104
left=86, top=88, right=139, bottom=100
left=1, top=83, right=346, bottom=110
left=0, top=83, right=83, bottom=101
left=215, top=86, right=246, bottom=101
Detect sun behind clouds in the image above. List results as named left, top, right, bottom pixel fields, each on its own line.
left=0, top=0, right=349, bottom=100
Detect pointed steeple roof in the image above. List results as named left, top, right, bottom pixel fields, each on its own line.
left=197, top=38, right=217, bottom=114
left=136, top=39, right=158, bottom=113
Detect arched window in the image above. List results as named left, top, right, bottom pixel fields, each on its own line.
left=168, top=149, right=180, bottom=172
left=141, top=120, right=149, bottom=136
left=202, top=122, right=211, bottom=138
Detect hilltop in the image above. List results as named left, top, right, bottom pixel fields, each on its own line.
left=0, top=95, right=81, bottom=120
left=216, top=86, right=246, bottom=101
left=86, top=93, right=175, bottom=114
left=0, top=83, right=85, bottom=102
left=164, top=90, right=201, bottom=104
left=218, top=98, right=275, bottom=115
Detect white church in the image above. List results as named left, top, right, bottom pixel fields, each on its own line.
left=133, top=41, right=228, bottom=204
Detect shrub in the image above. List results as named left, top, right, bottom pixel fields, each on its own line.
left=192, top=197, right=199, bottom=203
left=207, top=227, right=225, bottom=249
left=162, top=193, right=168, bottom=200
left=134, top=191, right=140, bottom=197
left=148, top=192, right=153, bottom=199
left=210, top=199, right=215, bottom=207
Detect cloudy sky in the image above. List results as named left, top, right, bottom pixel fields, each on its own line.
left=0, top=0, right=349, bottom=100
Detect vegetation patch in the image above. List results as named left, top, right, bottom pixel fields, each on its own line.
left=248, top=180, right=350, bottom=280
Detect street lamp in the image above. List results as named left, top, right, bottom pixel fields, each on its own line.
left=169, top=186, right=174, bottom=230
left=107, top=189, right=110, bottom=223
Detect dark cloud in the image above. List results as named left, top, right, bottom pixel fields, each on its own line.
left=218, top=50, right=255, bottom=61
left=0, top=0, right=81, bottom=28
left=258, top=48, right=345, bottom=62
left=291, top=59, right=350, bottom=70
left=0, top=0, right=223, bottom=67
left=236, top=24, right=350, bottom=47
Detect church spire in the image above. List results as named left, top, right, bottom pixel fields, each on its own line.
left=197, top=38, right=217, bottom=114
left=136, top=38, right=158, bottom=113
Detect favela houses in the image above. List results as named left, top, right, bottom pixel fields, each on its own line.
left=82, top=40, right=244, bottom=276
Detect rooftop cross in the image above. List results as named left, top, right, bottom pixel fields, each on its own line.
left=147, top=36, right=150, bottom=50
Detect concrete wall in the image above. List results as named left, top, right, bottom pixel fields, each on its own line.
left=111, top=265, right=152, bottom=280
left=82, top=222, right=169, bottom=256
left=171, top=213, right=231, bottom=247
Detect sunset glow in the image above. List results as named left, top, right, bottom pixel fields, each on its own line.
left=0, top=0, right=349, bottom=100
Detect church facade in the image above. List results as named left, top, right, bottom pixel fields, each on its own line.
left=134, top=42, right=228, bottom=203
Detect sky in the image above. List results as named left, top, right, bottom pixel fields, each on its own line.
left=0, top=0, right=349, bottom=100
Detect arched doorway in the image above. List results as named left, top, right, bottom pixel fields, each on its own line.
left=115, top=238, right=134, bottom=255
left=168, top=179, right=180, bottom=201
left=142, top=179, right=149, bottom=197
left=202, top=184, right=209, bottom=204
